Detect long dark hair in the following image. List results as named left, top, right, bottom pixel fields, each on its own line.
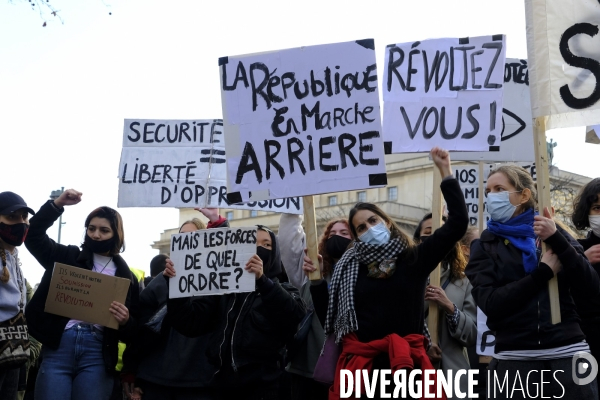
left=84, top=206, right=125, bottom=255
left=414, top=213, right=466, bottom=282
left=572, top=178, right=600, bottom=230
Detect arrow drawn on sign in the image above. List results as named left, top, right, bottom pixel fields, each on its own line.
left=500, top=108, right=527, bottom=141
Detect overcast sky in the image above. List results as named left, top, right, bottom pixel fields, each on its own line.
left=1, top=0, right=597, bottom=285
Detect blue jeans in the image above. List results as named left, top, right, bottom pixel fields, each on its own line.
left=35, top=324, right=113, bottom=400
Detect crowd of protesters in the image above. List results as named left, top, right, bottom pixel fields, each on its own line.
left=0, top=150, right=599, bottom=400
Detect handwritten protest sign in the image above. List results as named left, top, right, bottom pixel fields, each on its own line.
left=453, top=59, right=534, bottom=161
left=169, top=227, right=257, bottom=298
left=382, top=35, right=507, bottom=153
left=45, top=263, right=130, bottom=329
left=454, top=163, right=536, bottom=226
left=117, top=119, right=303, bottom=214
left=220, top=39, right=387, bottom=203
left=476, top=307, right=496, bottom=357
left=525, top=0, right=600, bottom=129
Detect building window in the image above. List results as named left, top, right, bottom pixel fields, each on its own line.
left=388, top=186, right=398, bottom=201
left=250, top=210, right=258, bottom=217
left=328, top=196, right=337, bottom=206
left=357, top=191, right=366, bottom=202
left=225, top=211, right=233, bottom=220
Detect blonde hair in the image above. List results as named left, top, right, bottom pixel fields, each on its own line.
left=488, top=165, right=537, bottom=211
left=179, top=218, right=206, bottom=232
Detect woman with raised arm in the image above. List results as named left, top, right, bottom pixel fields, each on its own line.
left=24, top=189, right=140, bottom=400
left=466, top=166, right=600, bottom=399
left=316, top=147, right=468, bottom=399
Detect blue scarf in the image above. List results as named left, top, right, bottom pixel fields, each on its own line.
left=487, top=208, right=538, bottom=273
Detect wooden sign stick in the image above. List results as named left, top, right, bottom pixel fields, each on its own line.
left=534, top=116, right=561, bottom=324
left=304, top=196, right=322, bottom=281
left=428, top=168, right=444, bottom=344
left=478, top=161, right=485, bottom=234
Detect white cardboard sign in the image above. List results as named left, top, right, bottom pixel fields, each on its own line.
left=117, top=119, right=303, bottom=214
left=453, top=59, right=534, bottom=162
left=220, top=39, right=388, bottom=202
left=476, top=307, right=496, bottom=357
left=382, top=35, right=507, bottom=153
left=525, top=0, right=600, bottom=129
left=168, top=227, right=257, bottom=298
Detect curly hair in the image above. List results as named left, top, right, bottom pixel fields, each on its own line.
left=317, top=219, right=351, bottom=279
left=572, top=178, right=600, bottom=230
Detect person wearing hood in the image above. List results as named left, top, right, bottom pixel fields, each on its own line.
left=24, top=189, right=140, bottom=400
left=165, top=225, right=306, bottom=400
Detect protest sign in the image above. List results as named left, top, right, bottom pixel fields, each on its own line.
left=525, top=0, right=600, bottom=130
left=45, top=263, right=130, bottom=329
left=453, top=59, right=534, bottom=161
left=476, top=307, right=496, bottom=357
left=117, top=119, right=303, bottom=214
left=587, top=126, right=600, bottom=144
left=219, top=39, right=388, bottom=203
left=169, top=226, right=257, bottom=298
left=382, top=35, right=507, bottom=153
left=454, top=162, right=536, bottom=227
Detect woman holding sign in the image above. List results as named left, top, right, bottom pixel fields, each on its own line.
left=165, top=225, right=306, bottom=400
left=466, top=166, right=599, bottom=399
left=315, top=147, right=468, bottom=399
left=571, top=177, right=600, bottom=393
left=24, top=189, right=140, bottom=400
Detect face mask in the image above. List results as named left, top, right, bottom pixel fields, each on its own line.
left=419, top=235, right=431, bottom=244
left=326, top=235, right=352, bottom=260
left=85, top=235, right=115, bottom=254
left=590, top=215, right=600, bottom=237
left=257, top=246, right=272, bottom=267
left=359, top=222, right=391, bottom=245
left=487, top=191, right=518, bottom=223
left=0, top=222, right=28, bottom=247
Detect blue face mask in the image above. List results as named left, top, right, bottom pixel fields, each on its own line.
left=359, top=222, right=391, bottom=245
left=487, top=191, right=517, bottom=223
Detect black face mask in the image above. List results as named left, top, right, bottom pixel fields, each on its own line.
left=325, top=235, right=352, bottom=260
left=257, top=246, right=272, bottom=269
left=85, top=235, right=115, bottom=254
left=0, top=222, right=28, bottom=247
left=419, top=235, right=431, bottom=244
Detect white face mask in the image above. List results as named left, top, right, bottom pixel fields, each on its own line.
left=590, top=215, right=600, bottom=237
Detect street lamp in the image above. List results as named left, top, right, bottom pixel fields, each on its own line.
left=49, top=187, right=66, bottom=244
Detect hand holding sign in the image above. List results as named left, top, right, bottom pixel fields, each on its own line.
left=195, top=208, right=220, bottom=224
left=542, top=250, right=562, bottom=276
left=244, top=254, right=263, bottom=280
left=163, top=258, right=176, bottom=278
left=534, top=207, right=557, bottom=241
left=54, top=189, right=83, bottom=208
left=109, top=301, right=129, bottom=326
left=302, top=250, right=323, bottom=278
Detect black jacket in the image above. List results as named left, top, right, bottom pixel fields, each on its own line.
left=466, top=224, right=600, bottom=352
left=574, top=231, right=600, bottom=320
left=24, top=200, right=140, bottom=373
left=166, top=228, right=306, bottom=388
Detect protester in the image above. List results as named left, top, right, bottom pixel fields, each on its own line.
left=313, top=147, right=467, bottom=399
left=466, top=166, right=600, bottom=399
left=122, top=208, right=227, bottom=400
left=143, top=254, right=169, bottom=288
left=280, top=215, right=352, bottom=400
left=24, top=189, right=140, bottom=400
left=571, top=177, right=600, bottom=393
left=0, top=192, right=34, bottom=400
left=17, top=280, right=42, bottom=400
left=414, top=213, right=477, bottom=399
left=164, top=225, right=306, bottom=399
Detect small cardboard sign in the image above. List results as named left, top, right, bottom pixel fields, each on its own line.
left=169, top=226, right=257, bottom=298
left=45, top=263, right=130, bottom=329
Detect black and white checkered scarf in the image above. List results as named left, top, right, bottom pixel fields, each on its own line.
left=324, top=237, right=408, bottom=343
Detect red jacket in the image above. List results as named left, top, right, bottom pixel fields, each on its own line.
left=329, top=333, right=447, bottom=400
